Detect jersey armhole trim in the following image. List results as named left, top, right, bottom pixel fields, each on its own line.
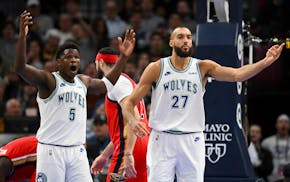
left=39, top=72, right=59, bottom=103
left=196, top=62, right=205, bottom=92
left=155, top=59, right=164, bottom=88
left=76, top=75, right=87, bottom=94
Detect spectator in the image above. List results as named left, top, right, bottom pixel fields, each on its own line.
left=140, top=0, right=164, bottom=44
left=2, top=68, right=21, bottom=102
left=42, top=29, right=60, bottom=62
left=119, top=0, right=135, bottom=22
left=71, top=23, right=95, bottom=71
left=49, top=13, right=73, bottom=45
left=21, top=83, right=38, bottom=117
left=0, top=20, right=17, bottom=76
left=135, top=51, right=150, bottom=81
left=4, top=98, right=22, bottom=117
left=145, top=32, right=170, bottom=61
left=124, top=59, right=138, bottom=82
left=87, top=114, right=110, bottom=182
left=176, top=0, right=196, bottom=35
left=262, top=114, right=290, bottom=182
left=128, top=9, right=148, bottom=50
left=168, top=12, right=183, bottom=34
left=26, top=0, right=54, bottom=40
left=91, top=16, right=110, bottom=51
left=248, top=124, right=273, bottom=181
left=27, top=40, right=43, bottom=69
left=82, top=63, right=104, bottom=118
left=102, top=0, right=127, bottom=39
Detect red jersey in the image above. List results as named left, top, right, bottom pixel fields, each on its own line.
left=105, top=74, right=149, bottom=182
left=0, top=136, right=37, bottom=182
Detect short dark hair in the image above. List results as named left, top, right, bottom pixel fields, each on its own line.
left=93, top=114, right=107, bottom=126
left=98, top=47, right=119, bottom=55
left=55, top=42, right=80, bottom=60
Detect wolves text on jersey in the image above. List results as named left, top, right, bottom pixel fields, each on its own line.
left=163, top=79, right=198, bottom=93
left=57, top=91, right=85, bottom=108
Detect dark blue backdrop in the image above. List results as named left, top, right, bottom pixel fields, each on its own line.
left=195, top=1, right=259, bottom=181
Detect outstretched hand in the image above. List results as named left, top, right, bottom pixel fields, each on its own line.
left=117, top=29, right=136, bottom=57
left=19, top=10, right=33, bottom=37
left=264, top=43, right=285, bottom=65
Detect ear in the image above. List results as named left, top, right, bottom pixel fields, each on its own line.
left=169, top=40, right=174, bottom=48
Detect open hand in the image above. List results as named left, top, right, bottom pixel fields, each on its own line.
left=117, top=29, right=136, bottom=57
left=19, top=10, right=33, bottom=37
left=90, top=155, right=108, bottom=175
left=265, top=43, right=285, bottom=65
left=123, top=154, right=137, bottom=179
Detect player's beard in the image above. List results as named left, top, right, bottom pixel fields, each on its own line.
left=174, top=45, right=192, bottom=57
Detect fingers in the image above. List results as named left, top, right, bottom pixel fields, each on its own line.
left=20, top=10, right=33, bottom=26
left=268, top=46, right=278, bottom=56
left=90, top=167, right=98, bottom=175
left=124, top=167, right=137, bottom=178
left=134, top=123, right=149, bottom=138
left=278, top=43, right=285, bottom=51
left=124, top=29, right=129, bottom=40
left=124, top=29, right=136, bottom=41
left=91, top=166, right=102, bottom=175
left=117, top=37, right=123, bottom=46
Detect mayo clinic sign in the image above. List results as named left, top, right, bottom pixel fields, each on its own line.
left=205, top=123, right=232, bottom=164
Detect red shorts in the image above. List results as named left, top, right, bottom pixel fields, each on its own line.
left=107, top=136, right=148, bottom=182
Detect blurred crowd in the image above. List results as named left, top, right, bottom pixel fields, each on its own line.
left=0, top=0, right=289, bottom=181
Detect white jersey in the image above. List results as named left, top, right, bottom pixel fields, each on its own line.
left=149, top=57, right=205, bottom=132
left=36, top=72, right=87, bottom=146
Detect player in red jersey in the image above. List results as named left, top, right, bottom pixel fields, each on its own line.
left=0, top=136, right=37, bottom=182
left=91, top=47, right=149, bottom=182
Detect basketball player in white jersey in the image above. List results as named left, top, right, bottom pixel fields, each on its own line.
left=123, top=27, right=284, bottom=182
left=15, top=11, right=136, bottom=182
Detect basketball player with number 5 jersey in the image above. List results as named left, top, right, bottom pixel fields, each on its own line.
left=16, top=10, right=136, bottom=182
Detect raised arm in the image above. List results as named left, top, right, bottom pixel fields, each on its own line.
left=15, top=11, right=52, bottom=88
left=105, top=29, right=136, bottom=85
left=79, top=29, right=136, bottom=94
left=199, top=43, right=285, bottom=85
left=122, top=61, right=160, bottom=137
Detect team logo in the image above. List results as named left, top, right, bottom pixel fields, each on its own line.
left=164, top=71, right=171, bottom=76
left=60, top=83, right=66, bottom=87
left=37, top=172, right=47, bottom=182
left=205, top=143, right=227, bottom=163
left=194, top=136, right=200, bottom=142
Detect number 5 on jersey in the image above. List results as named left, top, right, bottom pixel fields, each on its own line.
left=69, top=108, right=76, bottom=121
